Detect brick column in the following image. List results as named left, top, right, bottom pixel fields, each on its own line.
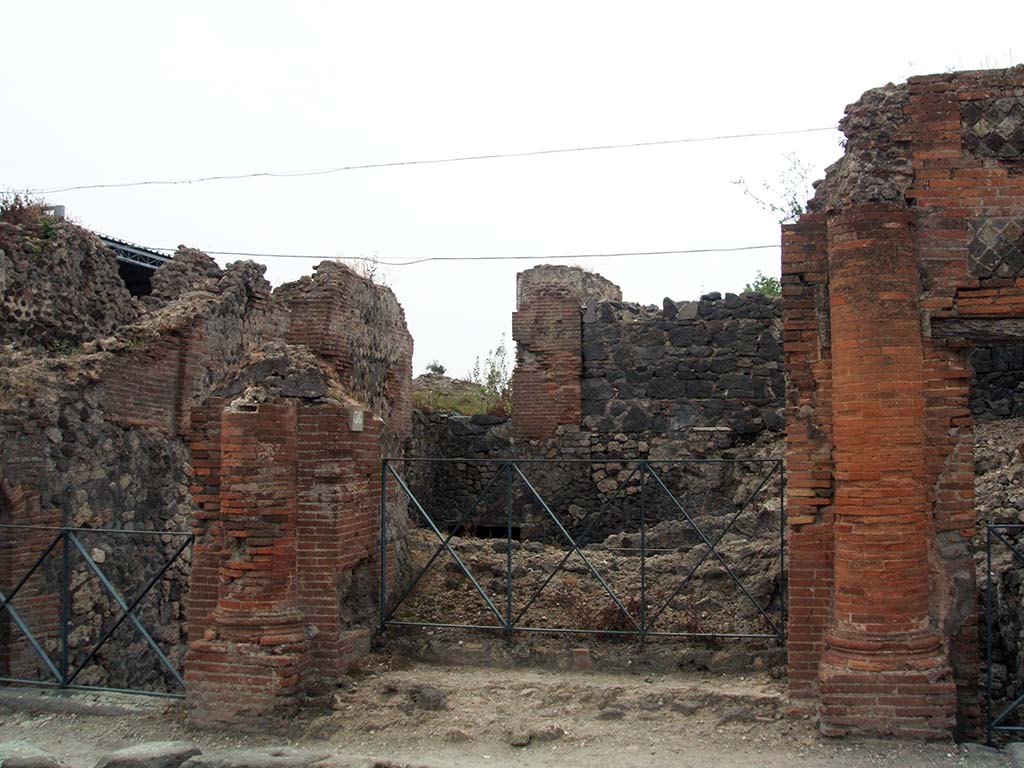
left=818, top=204, right=955, bottom=737
left=186, top=403, right=309, bottom=725
left=781, top=214, right=834, bottom=709
left=511, top=291, right=584, bottom=439
left=510, top=266, right=622, bottom=439
left=295, top=404, right=382, bottom=683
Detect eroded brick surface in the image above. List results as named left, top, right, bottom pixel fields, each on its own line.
left=784, top=65, right=1024, bottom=739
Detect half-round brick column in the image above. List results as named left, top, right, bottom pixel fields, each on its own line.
left=818, top=204, right=955, bottom=738
left=186, top=402, right=309, bottom=725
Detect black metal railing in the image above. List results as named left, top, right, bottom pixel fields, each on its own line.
left=0, top=525, right=192, bottom=698
left=987, top=523, right=1024, bottom=743
left=380, top=458, right=784, bottom=642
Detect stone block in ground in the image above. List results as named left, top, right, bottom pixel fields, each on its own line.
left=311, top=760, right=433, bottom=768
left=94, top=741, right=201, bottom=768
left=505, top=723, right=565, bottom=747
left=0, top=740, right=68, bottom=768
left=180, top=747, right=330, bottom=768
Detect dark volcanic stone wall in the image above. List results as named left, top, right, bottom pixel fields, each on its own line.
left=582, top=293, right=783, bottom=436
left=0, top=217, right=140, bottom=349
left=970, top=344, right=1024, bottom=420
left=408, top=275, right=785, bottom=544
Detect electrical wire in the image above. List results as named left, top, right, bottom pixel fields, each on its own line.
left=148, top=243, right=780, bottom=266
left=30, top=126, right=837, bottom=194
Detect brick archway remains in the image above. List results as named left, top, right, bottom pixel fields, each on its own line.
left=783, top=66, right=1024, bottom=739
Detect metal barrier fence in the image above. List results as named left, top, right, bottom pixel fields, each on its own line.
left=380, top=458, right=784, bottom=642
left=987, top=523, right=1024, bottom=743
left=0, top=525, right=192, bottom=698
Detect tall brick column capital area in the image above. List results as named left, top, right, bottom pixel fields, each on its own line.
left=783, top=66, right=1024, bottom=740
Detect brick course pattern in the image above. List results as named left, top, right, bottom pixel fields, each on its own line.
left=783, top=65, right=1024, bottom=739
left=186, top=396, right=388, bottom=724
left=512, top=266, right=620, bottom=439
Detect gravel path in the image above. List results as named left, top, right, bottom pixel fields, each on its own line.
left=0, top=659, right=1015, bottom=767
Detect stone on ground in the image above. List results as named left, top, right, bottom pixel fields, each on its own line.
left=0, top=740, right=68, bottom=768
left=94, top=741, right=201, bottom=768
left=180, top=747, right=330, bottom=768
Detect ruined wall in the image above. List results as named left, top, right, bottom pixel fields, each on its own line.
left=185, top=347, right=396, bottom=723
left=0, top=217, right=140, bottom=350
left=275, top=261, right=414, bottom=449
left=783, top=65, right=1024, bottom=740
left=512, top=266, right=621, bottom=439
left=0, top=227, right=277, bottom=691
left=582, top=293, right=783, bottom=436
left=410, top=267, right=787, bottom=553
left=0, top=216, right=415, bottom=709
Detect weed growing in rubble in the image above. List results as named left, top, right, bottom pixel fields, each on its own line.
left=412, top=384, right=500, bottom=416
left=0, top=192, right=47, bottom=225
left=45, top=337, right=82, bottom=356
left=469, top=334, right=512, bottom=415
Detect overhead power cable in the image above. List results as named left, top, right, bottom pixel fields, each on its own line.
left=32, top=126, right=836, bottom=194
left=149, top=243, right=780, bottom=266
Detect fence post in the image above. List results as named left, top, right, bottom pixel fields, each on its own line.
left=60, top=528, right=69, bottom=686
left=639, top=461, right=647, bottom=646
left=987, top=525, right=994, bottom=746
left=506, top=462, right=514, bottom=644
left=779, top=461, right=786, bottom=643
left=380, top=460, right=388, bottom=631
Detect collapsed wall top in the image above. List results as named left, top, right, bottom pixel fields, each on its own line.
left=0, top=212, right=140, bottom=348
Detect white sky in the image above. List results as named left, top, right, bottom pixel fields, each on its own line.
left=2, top=2, right=1021, bottom=377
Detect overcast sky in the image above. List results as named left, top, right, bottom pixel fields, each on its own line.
left=3, top=2, right=1021, bottom=377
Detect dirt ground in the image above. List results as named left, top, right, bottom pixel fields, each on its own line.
left=0, top=655, right=1014, bottom=768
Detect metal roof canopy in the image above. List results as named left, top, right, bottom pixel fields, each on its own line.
left=95, top=233, right=171, bottom=270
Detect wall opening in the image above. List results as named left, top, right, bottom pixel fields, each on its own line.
left=117, top=261, right=154, bottom=297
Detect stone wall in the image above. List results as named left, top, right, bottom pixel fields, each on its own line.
left=410, top=266, right=786, bottom=539
left=0, top=215, right=140, bottom=350
left=582, top=293, right=783, bottom=436
left=0, top=232, right=278, bottom=692
left=0, top=214, right=415, bottom=718
left=782, top=66, right=1024, bottom=740
left=970, top=344, right=1024, bottom=420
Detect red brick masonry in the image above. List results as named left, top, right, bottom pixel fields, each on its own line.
left=783, top=67, right=1024, bottom=739
left=185, top=400, right=384, bottom=724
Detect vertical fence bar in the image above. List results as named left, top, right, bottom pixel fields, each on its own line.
left=639, top=461, right=647, bottom=645
left=60, top=529, right=69, bottom=685
left=380, top=460, right=388, bottom=630
left=778, top=461, right=786, bottom=643
left=987, top=525, right=994, bottom=746
left=506, top=461, right=514, bottom=643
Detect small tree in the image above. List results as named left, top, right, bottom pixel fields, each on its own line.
left=733, top=152, right=813, bottom=225
left=426, top=360, right=447, bottom=375
left=743, top=271, right=781, bottom=297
